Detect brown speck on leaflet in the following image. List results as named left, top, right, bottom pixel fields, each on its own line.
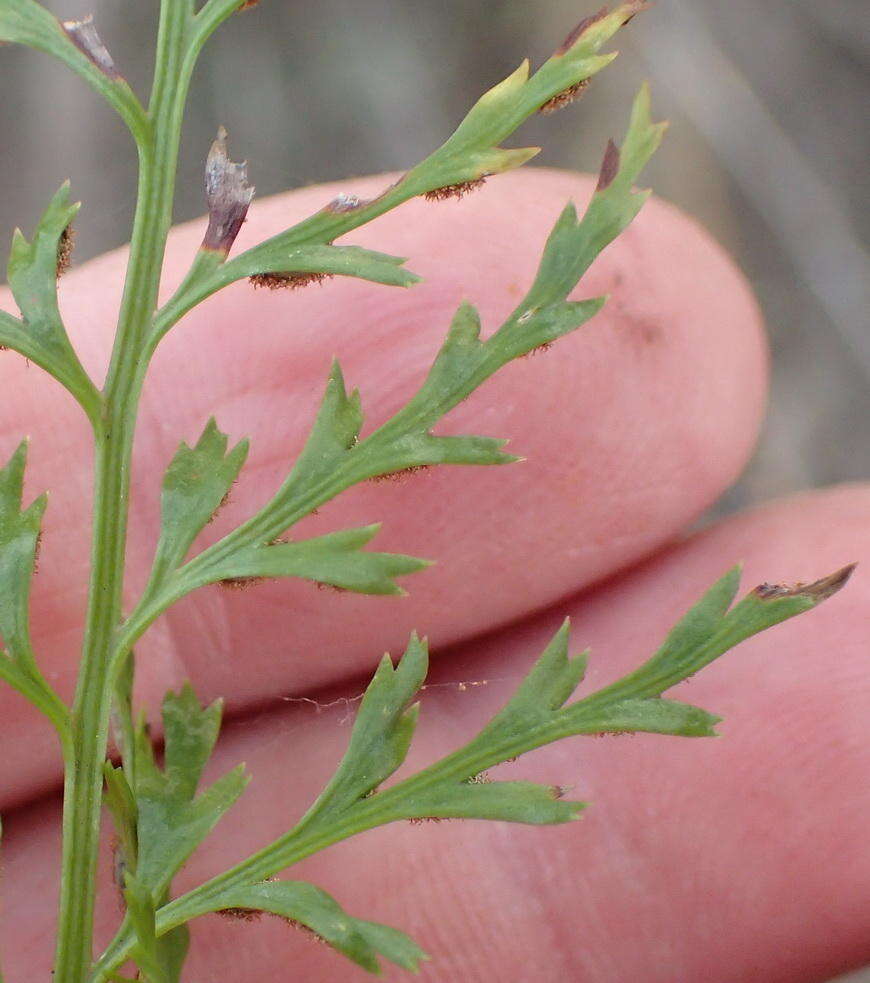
left=540, top=79, right=590, bottom=115
left=424, top=178, right=487, bottom=202
left=218, top=908, right=262, bottom=922
left=56, top=225, right=75, bottom=278
left=753, top=563, right=857, bottom=602
left=596, top=139, right=621, bottom=192
left=219, top=576, right=265, bottom=590
left=249, top=271, right=333, bottom=290
left=368, top=465, right=431, bottom=483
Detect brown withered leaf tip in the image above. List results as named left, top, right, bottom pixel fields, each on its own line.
left=753, top=563, right=856, bottom=603
left=249, top=271, right=333, bottom=291
left=203, top=127, right=255, bottom=254
left=620, top=0, right=650, bottom=26
left=540, top=78, right=590, bottom=115
left=555, top=1, right=648, bottom=55
left=596, top=139, right=621, bottom=191
left=56, top=224, right=75, bottom=278
left=62, top=15, right=121, bottom=80
left=424, top=178, right=486, bottom=202
left=555, top=6, right=610, bottom=55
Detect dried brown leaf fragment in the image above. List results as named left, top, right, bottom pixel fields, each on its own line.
left=203, top=127, right=255, bottom=254
left=753, top=564, right=857, bottom=602
left=62, top=15, right=121, bottom=80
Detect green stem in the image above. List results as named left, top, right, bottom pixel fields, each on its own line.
left=52, top=2, right=194, bottom=978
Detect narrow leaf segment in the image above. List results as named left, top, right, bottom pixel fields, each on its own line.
left=152, top=2, right=647, bottom=342
left=0, top=443, right=70, bottom=742
left=93, top=563, right=852, bottom=979
left=1, top=184, right=102, bottom=422
left=119, top=83, right=664, bottom=655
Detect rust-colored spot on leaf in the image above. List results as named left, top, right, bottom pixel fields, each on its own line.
left=596, top=139, right=620, bottom=191
left=218, top=907, right=263, bottom=922
left=62, top=15, right=121, bottom=80
left=527, top=341, right=553, bottom=358
left=203, top=127, right=254, bottom=254
left=288, top=921, right=329, bottom=945
left=424, top=178, right=486, bottom=202
left=56, top=224, right=75, bottom=278
left=753, top=564, right=856, bottom=603
left=219, top=576, right=264, bottom=590
left=540, top=78, right=590, bottom=115
left=314, top=581, right=349, bottom=593
left=369, top=465, right=431, bottom=484
left=33, top=531, right=43, bottom=574
left=248, top=271, right=333, bottom=291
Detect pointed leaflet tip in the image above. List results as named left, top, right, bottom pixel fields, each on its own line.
left=62, top=15, right=121, bottom=80
left=203, top=127, right=255, bottom=254
left=555, top=2, right=648, bottom=56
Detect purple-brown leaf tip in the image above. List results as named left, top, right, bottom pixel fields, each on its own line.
left=596, top=138, right=621, bottom=191
left=203, top=126, right=254, bottom=254
left=555, top=1, right=648, bottom=55
left=753, top=563, right=857, bottom=603
left=62, top=15, right=121, bottom=80
left=555, top=6, right=610, bottom=55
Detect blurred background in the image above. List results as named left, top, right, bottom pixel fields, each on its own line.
left=0, top=3, right=867, bottom=981
left=0, top=0, right=867, bottom=511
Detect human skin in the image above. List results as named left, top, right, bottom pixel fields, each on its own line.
left=0, top=170, right=867, bottom=981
